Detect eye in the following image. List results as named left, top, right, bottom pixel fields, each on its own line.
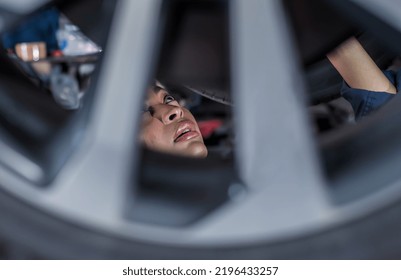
left=163, top=94, right=176, bottom=104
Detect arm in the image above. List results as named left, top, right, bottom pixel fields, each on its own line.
left=327, top=36, right=397, bottom=94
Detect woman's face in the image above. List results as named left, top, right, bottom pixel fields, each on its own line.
left=140, top=86, right=208, bottom=158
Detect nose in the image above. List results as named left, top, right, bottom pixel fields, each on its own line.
left=159, top=104, right=184, bottom=124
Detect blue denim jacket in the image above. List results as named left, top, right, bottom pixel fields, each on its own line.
left=341, top=70, right=401, bottom=120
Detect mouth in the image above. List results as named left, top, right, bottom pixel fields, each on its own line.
left=174, top=121, right=200, bottom=143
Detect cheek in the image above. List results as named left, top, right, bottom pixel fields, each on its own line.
left=183, top=109, right=201, bottom=131
left=141, top=123, right=158, bottom=143
left=140, top=120, right=170, bottom=148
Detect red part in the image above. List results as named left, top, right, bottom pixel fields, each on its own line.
left=51, top=50, right=63, bottom=57
left=198, top=119, right=223, bottom=138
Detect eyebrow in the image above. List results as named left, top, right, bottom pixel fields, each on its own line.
left=152, top=85, right=163, bottom=93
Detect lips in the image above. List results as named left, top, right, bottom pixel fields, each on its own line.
left=174, top=120, right=200, bottom=143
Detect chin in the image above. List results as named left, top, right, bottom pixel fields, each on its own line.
left=181, top=141, right=208, bottom=158
left=190, top=146, right=208, bottom=158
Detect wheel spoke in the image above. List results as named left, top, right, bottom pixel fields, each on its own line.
left=50, top=0, right=163, bottom=225
left=187, top=0, right=332, bottom=243
left=0, top=0, right=162, bottom=230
